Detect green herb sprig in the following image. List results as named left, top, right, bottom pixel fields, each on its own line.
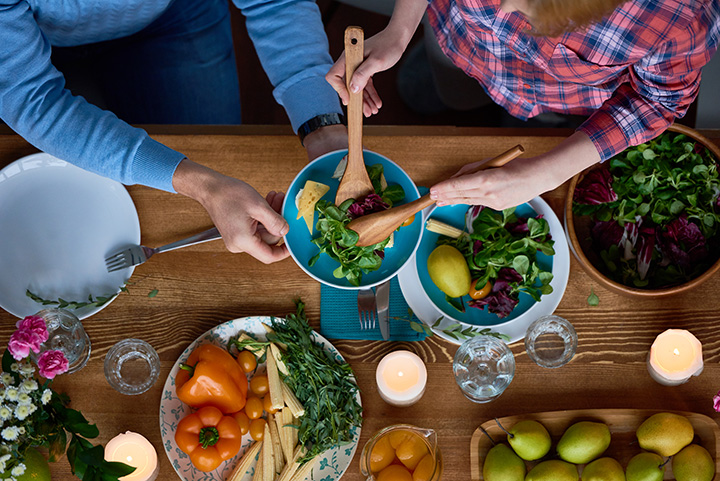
left=399, top=310, right=510, bottom=341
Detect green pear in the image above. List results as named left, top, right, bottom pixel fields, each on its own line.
left=506, top=420, right=552, bottom=461
left=525, top=460, right=578, bottom=481
left=556, top=421, right=611, bottom=464
left=483, top=443, right=526, bottom=481
left=625, top=452, right=665, bottom=481
left=636, top=412, right=694, bottom=456
left=581, top=457, right=625, bottom=481
left=672, top=444, right=715, bottom=481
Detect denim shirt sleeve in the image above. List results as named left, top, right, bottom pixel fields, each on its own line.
left=231, top=0, right=342, bottom=132
left=0, top=1, right=185, bottom=192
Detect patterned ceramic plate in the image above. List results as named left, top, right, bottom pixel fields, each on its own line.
left=159, top=316, right=362, bottom=481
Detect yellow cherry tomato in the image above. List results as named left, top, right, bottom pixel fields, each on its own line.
left=237, top=351, right=257, bottom=373
left=468, top=280, right=492, bottom=300
left=232, top=411, right=250, bottom=435
left=249, top=418, right=267, bottom=441
left=401, top=215, right=415, bottom=227
left=262, top=395, right=279, bottom=415
left=250, top=375, right=269, bottom=397
left=244, top=396, right=264, bottom=420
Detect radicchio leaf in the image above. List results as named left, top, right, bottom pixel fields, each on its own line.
left=347, top=193, right=389, bottom=219
left=468, top=268, right=522, bottom=318
left=657, top=215, right=708, bottom=270
left=636, top=227, right=656, bottom=280
left=591, top=220, right=624, bottom=251
left=574, top=168, right=618, bottom=205
left=466, top=205, right=485, bottom=233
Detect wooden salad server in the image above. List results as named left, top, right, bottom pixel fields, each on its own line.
left=347, top=144, right=525, bottom=247
left=335, top=26, right=375, bottom=205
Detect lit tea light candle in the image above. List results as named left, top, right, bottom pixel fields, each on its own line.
left=647, top=329, right=703, bottom=386
left=104, top=431, right=159, bottom=481
left=376, top=350, right=427, bottom=406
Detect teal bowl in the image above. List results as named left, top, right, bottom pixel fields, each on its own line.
left=282, top=149, right=422, bottom=289
left=417, top=203, right=554, bottom=327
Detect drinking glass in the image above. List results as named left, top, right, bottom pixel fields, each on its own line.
left=104, top=339, right=160, bottom=395
left=524, top=315, right=578, bottom=368
left=35, top=308, right=91, bottom=374
left=452, top=336, right=515, bottom=403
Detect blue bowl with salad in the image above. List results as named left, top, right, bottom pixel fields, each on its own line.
left=282, top=149, right=422, bottom=289
left=416, top=198, right=569, bottom=330
left=566, top=124, right=720, bottom=298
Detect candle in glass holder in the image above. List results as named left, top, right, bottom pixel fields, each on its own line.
left=104, top=431, right=159, bottom=481
left=647, top=329, right=703, bottom=386
left=376, top=350, right=427, bottom=406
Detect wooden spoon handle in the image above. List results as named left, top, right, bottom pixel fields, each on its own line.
left=345, top=27, right=364, bottom=169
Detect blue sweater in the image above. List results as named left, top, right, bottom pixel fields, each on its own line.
left=0, top=0, right=342, bottom=192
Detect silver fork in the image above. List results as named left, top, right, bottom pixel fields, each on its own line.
left=105, top=227, right=221, bottom=272
left=357, top=288, right=377, bottom=331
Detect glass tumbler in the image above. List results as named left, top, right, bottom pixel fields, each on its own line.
left=524, top=315, right=578, bottom=368
left=36, top=308, right=91, bottom=374
left=104, top=339, right=160, bottom=395
left=453, top=336, right=515, bottom=403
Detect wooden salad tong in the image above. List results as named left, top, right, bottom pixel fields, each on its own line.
left=347, top=144, right=526, bottom=246
left=335, top=26, right=375, bottom=205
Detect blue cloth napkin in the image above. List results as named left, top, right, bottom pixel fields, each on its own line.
left=320, top=277, right=427, bottom=341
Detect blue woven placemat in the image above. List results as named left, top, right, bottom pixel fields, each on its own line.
left=320, top=277, right=427, bottom=341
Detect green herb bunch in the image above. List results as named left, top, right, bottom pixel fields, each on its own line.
left=309, top=164, right=405, bottom=286
left=573, top=131, right=720, bottom=288
left=439, top=206, right=554, bottom=317
left=266, top=302, right=362, bottom=463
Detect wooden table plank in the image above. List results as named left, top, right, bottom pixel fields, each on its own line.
left=1, top=126, right=719, bottom=480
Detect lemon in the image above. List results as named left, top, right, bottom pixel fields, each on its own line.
left=427, top=245, right=471, bottom=297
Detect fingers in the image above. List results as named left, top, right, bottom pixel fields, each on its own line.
left=326, top=53, right=349, bottom=105
left=244, top=234, right=290, bottom=264
left=265, top=190, right=285, bottom=214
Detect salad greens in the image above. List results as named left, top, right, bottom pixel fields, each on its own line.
left=230, top=301, right=362, bottom=464
left=438, top=205, right=555, bottom=318
left=573, top=131, right=720, bottom=288
left=308, top=163, right=405, bottom=286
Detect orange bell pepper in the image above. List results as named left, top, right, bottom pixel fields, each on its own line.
left=176, top=344, right=248, bottom=413
left=175, top=405, right=242, bottom=472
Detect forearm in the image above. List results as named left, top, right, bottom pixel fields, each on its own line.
left=530, top=131, right=601, bottom=191
left=386, top=0, right=428, bottom=48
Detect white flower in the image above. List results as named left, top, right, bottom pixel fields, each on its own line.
left=13, top=404, right=29, bottom=421
left=10, top=364, right=18, bottom=373
left=4, top=389, right=18, bottom=402
left=11, top=463, right=25, bottom=476
left=40, top=389, right=52, bottom=405
left=20, top=380, right=37, bottom=393
left=26, top=404, right=36, bottom=416
left=16, top=394, right=31, bottom=406
left=1, top=426, right=19, bottom=441
left=17, top=427, right=25, bottom=435
left=0, top=374, right=13, bottom=386
left=0, top=454, right=10, bottom=464
left=17, top=362, right=34, bottom=378
left=0, top=407, right=11, bottom=421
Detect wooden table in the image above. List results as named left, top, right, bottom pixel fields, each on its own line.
left=1, top=125, right=719, bottom=480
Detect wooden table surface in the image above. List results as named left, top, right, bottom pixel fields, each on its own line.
left=1, top=125, right=720, bottom=481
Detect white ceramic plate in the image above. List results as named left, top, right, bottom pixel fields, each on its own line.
left=0, top=153, right=139, bottom=319
left=159, top=316, right=362, bottom=481
left=398, top=197, right=570, bottom=345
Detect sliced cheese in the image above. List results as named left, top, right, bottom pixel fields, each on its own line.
left=295, top=180, right=329, bottom=233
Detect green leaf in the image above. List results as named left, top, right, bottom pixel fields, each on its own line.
left=587, top=289, right=600, bottom=307
left=445, top=295, right=465, bottom=313
left=409, top=322, right=425, bottom=333
left=512, top=255, right=529, bottom=277
left=147, top=289, right=159, bottom=298
left=669, top=200, right=685, bottom=215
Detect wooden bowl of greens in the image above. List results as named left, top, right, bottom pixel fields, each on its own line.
left=565, top=124, right=720, bottom=298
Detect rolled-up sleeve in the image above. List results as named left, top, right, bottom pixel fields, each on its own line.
left=0, top=0, right=185, bottom=192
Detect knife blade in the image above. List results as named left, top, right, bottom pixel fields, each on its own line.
left=376, top=280, right=391, bottom=340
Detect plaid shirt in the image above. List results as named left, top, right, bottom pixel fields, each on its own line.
left=427, top=0, right=720, bottom=160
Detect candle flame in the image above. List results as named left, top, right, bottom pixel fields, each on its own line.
left=126, top=456, right=133, bottom=463
left=673, top=348, right=680, bottom=356
left=397, top=371, right=404, bottom=377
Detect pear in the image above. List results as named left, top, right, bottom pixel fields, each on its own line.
left=483, top=443, right=526, bottom=481
left=556, top=421, right=611, bottom=464
left=581, top=457, right=625, bottom=481
left=427, top=245, right=471, bottom=297
left=636, top=412, right=694, bottom=456
left=672, top=444, right=715, bottom=481
left=506, top=420, right=552, bottom=461
left=525, top=460, right=578, bottom=481
left=625, top=452, right=665, bottom=481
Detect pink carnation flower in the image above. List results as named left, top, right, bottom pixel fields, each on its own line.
left=15, top=316, right=49, bottom=344
left=37, top=350, right=69, bottom=379
left=8, top=329, right=42, bottom=361
left=714, top=390, right=720, bottom=412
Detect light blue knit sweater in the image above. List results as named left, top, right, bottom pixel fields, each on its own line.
left=0, top=0, right=342, bottom=192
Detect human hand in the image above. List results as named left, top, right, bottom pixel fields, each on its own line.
left=172, top=160, right=289, bottom=264
left=303, top=124, right=348, bottom=161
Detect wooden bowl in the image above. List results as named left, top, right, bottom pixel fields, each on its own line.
left=564, top=124, right=720, bottom=298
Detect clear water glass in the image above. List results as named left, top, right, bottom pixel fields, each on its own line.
left=524, top=315, right=578, bottom=368
left=453, top=336, right=515, bottom=403
left=36, top=308, right=91, bottom=374
left=104, top=339, right=160, bottom=395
